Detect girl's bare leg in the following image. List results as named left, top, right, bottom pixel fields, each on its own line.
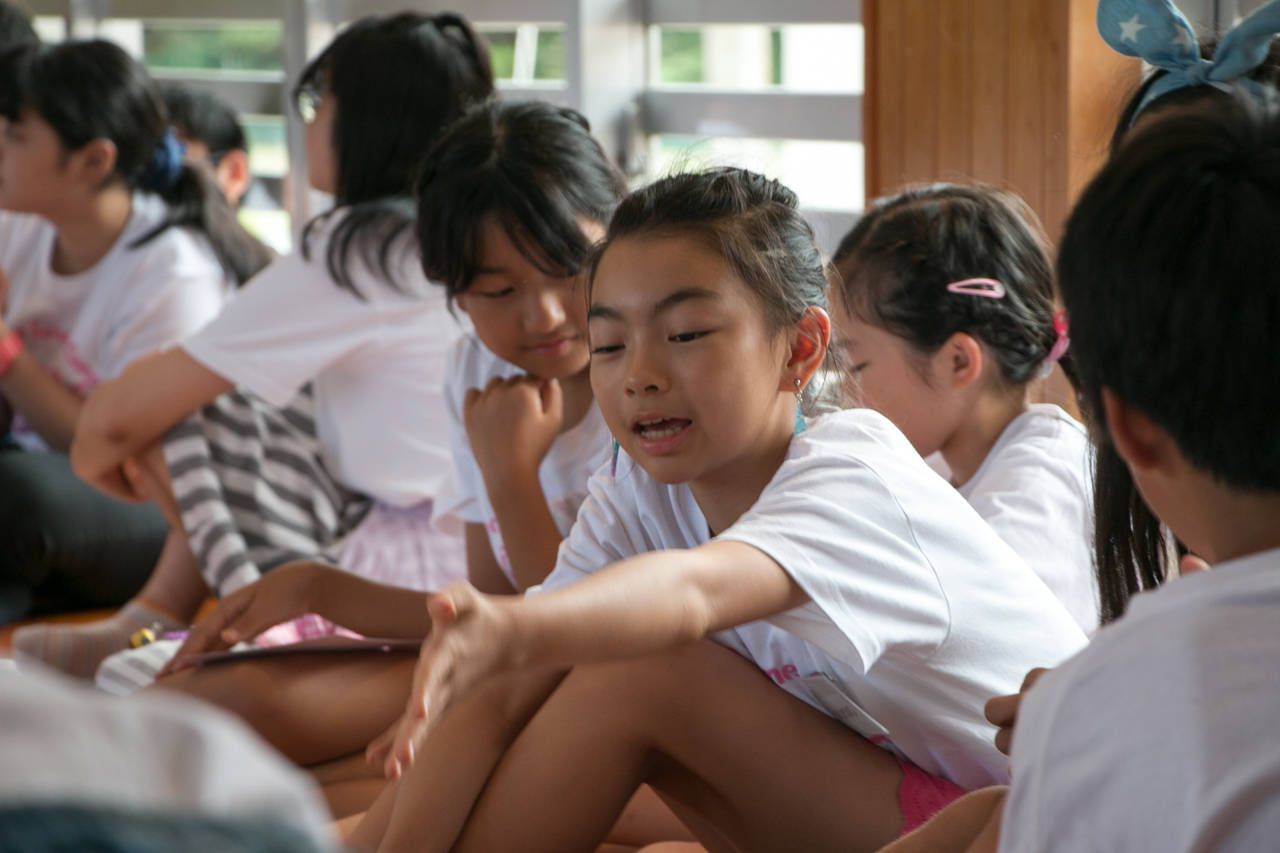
left=441, top=640, right=903, bottom=853
left=154, top=652, right=418, bottom=765
left=12, top=444, right=207, bottom=675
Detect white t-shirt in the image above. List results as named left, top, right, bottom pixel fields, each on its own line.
left=542, top=409, right=1088, bottom=790
left=0, top=195, right=232, bottom=449
left=1001, top=546, right=1280, bottom=853
left=182, top=212, right=462, bottom=507
left=928, top=405, right=1097, bottom=634
left=0, top=667, right=332, bottom=844
left=437, top=331, right=613, bottom=585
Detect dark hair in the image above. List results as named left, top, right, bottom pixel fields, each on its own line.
left=297, top=12, right=493, bottom=296
left=1093, top=38, right=1280, bottom=621
left=590, top=168, right=832, bottom=406
left=416, top=99, right=625, bottom=299
left=162, top=85, right=247, bottom=161
left=1063, top=97, right=1280, bottom=618
left=832, top=184, right=1070, bottom=389
left=1111, top=38, right=1280, bottom=152
left=0, top=2, right=37, bottom=57
left=0, top=41, right=269, bottom=284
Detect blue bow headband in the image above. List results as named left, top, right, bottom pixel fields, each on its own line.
left=1098, top=0, right=1280, bottom=121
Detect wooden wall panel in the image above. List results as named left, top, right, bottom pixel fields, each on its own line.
left=864, top=0, right=1139, bottom=244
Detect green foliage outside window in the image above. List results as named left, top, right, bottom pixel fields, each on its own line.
left=661, top=30, right=701, bottom=83
left=144, top=23, right=282, bottom=71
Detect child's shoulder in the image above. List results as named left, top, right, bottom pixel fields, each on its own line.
left=1006, top=547, right=1280, bottom=851
left=964, top=405, right=1091, bottom=497
left=796, top=407, right=917, bottom=459
left=446, top=331, right=522, bottom=390
left=1021, top=548, right=1280, bottom=748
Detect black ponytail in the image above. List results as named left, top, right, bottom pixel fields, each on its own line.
left=0, top=40, right=270, bottom=284
left=296, top=12, right=494, bottom=297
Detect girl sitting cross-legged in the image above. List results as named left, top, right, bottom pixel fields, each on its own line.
left=140, top=102, right=659, bottom=834
left=348, top=168, right=1088, bottom=853
left=24, top=12, right=493, bottom=681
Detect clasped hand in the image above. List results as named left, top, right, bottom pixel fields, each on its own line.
left=366, top=583, right=518, bottom=779
left=464, top=375, right=563, bottom=484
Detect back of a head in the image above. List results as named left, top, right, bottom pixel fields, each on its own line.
left=599, top=168, right=829, bottom=334
left=0, top=2, right=36, bottom=58
left=833, top=184, right=1059, bottom=387
left=416, top=98, right=625, bottom=300
left=298, top=12, right=493, bottom=207
left=1061, top=97, right=1280, bottom=493
left=298, top=12, right=494, bottom=294
left=162, top=85, right=246, bottom=159
left=1112, top=38, right=1280, bottom=151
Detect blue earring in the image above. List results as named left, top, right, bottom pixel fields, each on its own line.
left=793, top=380, right=807, bottom=434
left=611, top=440, right=620, bottom=477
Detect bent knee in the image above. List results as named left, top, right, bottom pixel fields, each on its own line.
left=565, top=639, right=763, bottom=709
left=156, top=661, right=291, bottom=725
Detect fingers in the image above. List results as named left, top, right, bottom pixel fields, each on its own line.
left=984, top=692, right=1020, bottom=729
left=1021, top=667, right=1049, bottom=692
left=994, top=725, right=1015, bottom=757
left=365, top=721, right=397, bottom=769
left=539, top=376, right=563, bottom=416
left=1181, top=554, right=1211, bottom=575
left=163, top=593, right=252, bottom=674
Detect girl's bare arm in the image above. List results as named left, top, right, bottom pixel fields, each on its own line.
left=0, top=333, right=83, bottom=451
left=71, top=347, right=232, bottom=500
left=385, top=539, right=808, bottom=768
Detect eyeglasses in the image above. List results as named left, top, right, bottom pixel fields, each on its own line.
left=294, top=85, right=325, bottom=124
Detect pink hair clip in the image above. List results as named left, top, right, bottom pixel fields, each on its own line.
left=946, top=278, right=1006, bottom=298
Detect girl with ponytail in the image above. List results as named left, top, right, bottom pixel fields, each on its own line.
left=16, top=14, right=493, bottom=679
left=0, top=39, right=255, bottom=624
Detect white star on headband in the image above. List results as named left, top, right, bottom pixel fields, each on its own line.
left=1120, top=14, right=1147, bottom=43
left=1171, top=24, right=1195, bottom=50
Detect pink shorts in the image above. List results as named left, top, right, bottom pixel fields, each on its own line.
left=896, top=753, right=965, bottom=836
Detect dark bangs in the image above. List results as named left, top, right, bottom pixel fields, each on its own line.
left=415, top=99, right=626, bottom=300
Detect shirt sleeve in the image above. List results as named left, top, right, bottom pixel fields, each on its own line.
left=106, top=251, right=226, bottom=373
left=181, top=252, right=386, bottom=408
left=716, top=450, right=950, bottom=674
left=434, top=340, right=487, bottom=525
left=537, top=466, right=644, bottom=595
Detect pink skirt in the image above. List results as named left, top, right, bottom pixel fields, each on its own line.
left=254, top=500, right=466, bottom=648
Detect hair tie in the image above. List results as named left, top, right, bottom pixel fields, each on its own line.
left=1038, top=309, right=1071, bottom=379
left=946, top=278, right=1006, bottom=298
left=141, top=127, right=186, bottom=192
left=1098, top=0, right=1280, bottom=123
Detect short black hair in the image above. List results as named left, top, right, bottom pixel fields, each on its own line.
left=1061, top=97, right=1280, bottom=494
left=416, top=99, right=625, bottom=300
left=162, top=84, right=247, bottom=160
left=0, top=2, right=37, bottom=57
